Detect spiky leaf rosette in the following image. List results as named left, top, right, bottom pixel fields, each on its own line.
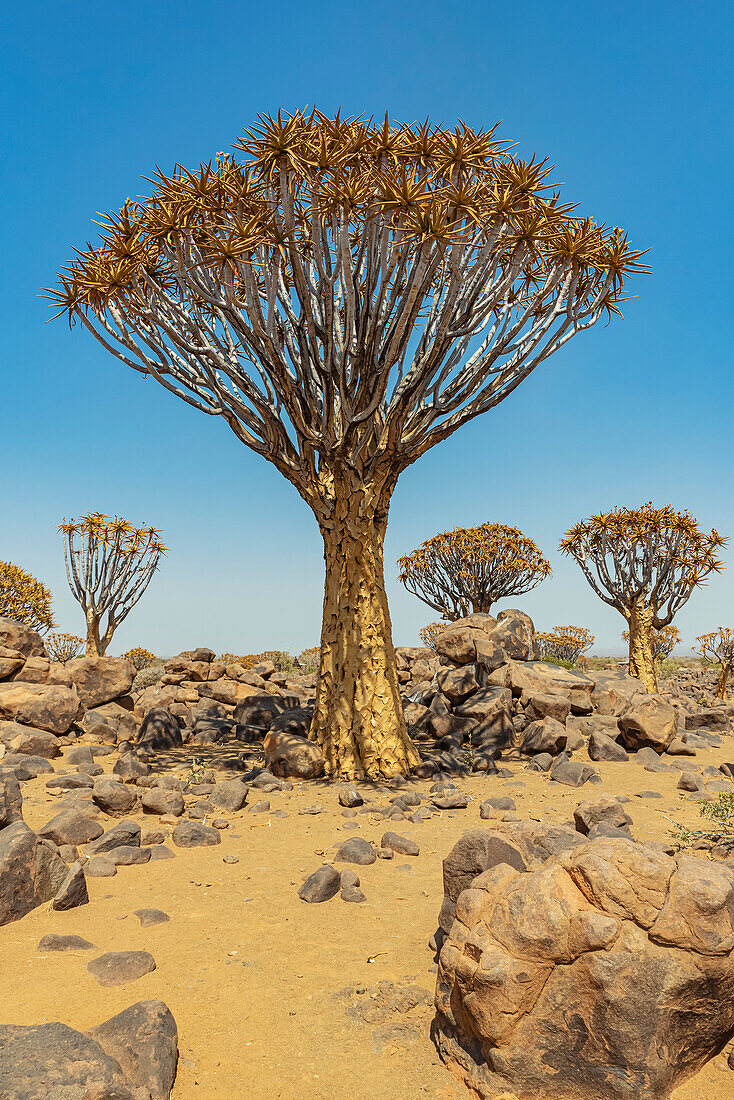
left=623, top=623, right=680, bottom=662
left=537, top=625, right=594, bottom=664
left=695, top=629, right=734, bottom=669
left=49, top=110, right=648, bottom=497
left=399, top=521, right=551, bottom=620
left=0, top=561, right=54, bottom=633
left=45, top=632, right=83, bottom=662
left=560, top=503, right=726, bottom=627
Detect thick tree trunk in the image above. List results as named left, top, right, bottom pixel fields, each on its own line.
left=715, top=665, right=730, bottom=699
left=85, top=612, right=102, bottom=657
left=627, top=602, right=657, bottom=692
left=310, top=474, right=420, bottom=780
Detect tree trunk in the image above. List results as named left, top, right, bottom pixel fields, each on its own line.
left=715, top=665, right=730, bottom=699
left=310, top=473, right=420, bottom=780
left=85, top=612, right=102, bottom=657
left=627, top=602, right=657, bottom=692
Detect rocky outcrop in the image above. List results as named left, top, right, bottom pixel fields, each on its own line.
left=433, top=831, right=734, bottom=1100
left=0, top=821, right=68, bottom=927
left=0, top=682, right=81, bottom=734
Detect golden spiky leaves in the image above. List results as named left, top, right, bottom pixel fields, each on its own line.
left=399, top=522, right=551, bottom=620
left=695, top=629, right=734, bottom=667
left=58, top=512, right=167, bottom=557
left=45, top=632, right=84, bottom=663
left=419, top=622, right=445, bottom=650
left=49, top=110, right=648, bottom=321
left=0, top=561, right=54, bottom=633
left=122, top=646, right=157, bottom=670
left=537, top=626, right=594, bottom=664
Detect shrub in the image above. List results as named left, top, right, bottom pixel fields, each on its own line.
left=45, top=632, right=83, bottom=663
left=537, top=626, right=594, bottom=666
left=122, top=646, right=157, bottom=670
left=419, top=623, right=444, bottom=651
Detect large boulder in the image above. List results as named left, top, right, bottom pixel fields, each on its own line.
left=433, top=834, right=734, bottom=1100
left=0, top=618, right=47, bottom=660
left=433, top=611, right=536, bottom=670
left=0, top=772, right=22, bottom=829
left=489, top=661, right=595, bottom=715
left=591, top=670, right=646, bottom=716
left=0, top=821, right=68, bottom=927
left=263, top=728, right=325, bottom=779
left=618, top=695, right=678, bottom=753
left=0, top=646, right=24, bottom=680
left=82, top=700, right=140, bottom=742
left=518, top=717, right=567, bottom=756
left=0, top=721, right=61, bottom=758
left=65, top=656, right=135, bottom=708
left=0, top=1000, right=178, bottom=1100
left=0, top=682, right=80, bottom=734
left=137, top=707, right=183, bottom=751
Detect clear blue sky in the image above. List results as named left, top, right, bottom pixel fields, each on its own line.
left=1, top=1, right=732, bottom=657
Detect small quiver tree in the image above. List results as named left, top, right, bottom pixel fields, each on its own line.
left=45, top=632, right=83, bottom=663
left=695, top=629, right=734, bottom=699
left=419, top=622, right=444, bottom=650
left=399, top=523, right=551, bottom=621
left=561, top=504, right=725, bottom=693
left=51, top=110, right=646, bottom=778
left=59, top=513, right=166, bottom=657
left=0, top=561, right=54, bottom=632
left=623, top=623, right=680, bottom=666
left=122, top=646, right=157, bottom=670
left=537, top=625, right=594, bottom=667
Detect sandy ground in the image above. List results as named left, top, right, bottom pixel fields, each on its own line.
left=2, top=738, right=734, bottom=1099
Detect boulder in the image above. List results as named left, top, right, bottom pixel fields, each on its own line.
left=591, top=669, right=646, bottom=716
left=523, top=691, right=571, bottom=724
left=82, top=700, right=140, bottom=741
left=588, top=729, right=630, bottom=762
left=550, top=752, right=599, bottom=788
left=0, top=617, right=47, bottom=660
left=0, top=821, right=68, bottom=927
left=336, top=836, right=377, bottom=865
left=114, top=749, right=150, bottom=781
left=518, top=717, right=567, bottom=756
left=0, top=772, right=22, bottom=829
left=0, top=646, right=24, bottom=680
left=489, top=661, right=594, bottom=715
left=0, top=722, right=61, bottom=758
left=65, top=656, right=135, bottom=708
left=137, top=707, right=183, bottom=751
left=684, top=708, right=730, bottom=731
left=0, top=682, right=80, bottom=734
left=263, top=728, right=325, bottom=779
left=434, top=615, right=497, bottom=665
left=87, top=820, right=141, bottom=855
left=93, top=777, right=138, bottom=816
left=87, top=951, right=157, bottom=987
left=51, top=861, right=89, bottom=911
left=0, top=1022, right=134, bottom=1099
left=298, top=864, right=340, bottom=903
left=433, top=835, right=734, bottom=1100
left=171, top=820, right=221, bottom=848
left=573, top=795, right=632, bottom=837
left=142, top=788, right=185, bottom=817
left=209, top=779, right=249, bottom=812
left=2, top=753, right=54, bottom=779
left=39, top=809, right=104, bottom=847
left=233, top=694, right=293, bottom=729
left=86, top=1000, right=178, bottom=1100
left=435, top=665, right=480, bottom=703
left=618, top=695, right=678, bottom=753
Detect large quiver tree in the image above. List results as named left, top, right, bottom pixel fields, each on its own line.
left=399, top=522, right=551, bottom=620
left=51, top=110, right=646, bottom=778
left=561, top=503, right=725, bottom=692
left=0, top=561, right=54, bottom=632
left=60, top=513, right=166, bottom=656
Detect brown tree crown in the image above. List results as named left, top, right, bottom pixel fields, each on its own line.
left=399, top=522, right=550, bottom=620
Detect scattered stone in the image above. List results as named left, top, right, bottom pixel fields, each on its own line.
left=550, top=753, right=599, bottom=788
left=39, top=809, right=103, bottom=847
left=678, top=771, right=703, bottom=792
left=109, top=845, right=151, bottom=866
left=87, top=950, right=157, bottom=987
left=339, top=787, right=364, bottom=808
left=341, top=885, right=366, bottom=903
left=86, top=999, right=178, bottom=1100
left=340, top=869, right=360, bottom=889
left=432, top=790, right=469, bottom=810
left=52, top=862, right=88, bottom=910
left=37, top=933, right=95, bottom=952
left=172, top=820, right=221, bottom=848
left=209, top=779, right=249, bottom=812
left=222, top=854, right=239, bottom=864
left=336, top=837, right=377, bottom=865
left=479, top=797, right=516, bottom=819
left=92, top=777, right=138, bottom=816
left=134, top=908, right=170, bottom=927
left=142, top=788, right=185, bottom=817
left=87, top=820, right=141, bottom=854
left=587, top=729, right=630, bottom=762
left=299, top=864, right=340, bottom=902
left=299, top=804, right=323, bottom=816
left=573, top=795, right=632, bottom=837
left=148, top=845, right=175, bottom=861
left=141, top=829, right=166, bottom=846
left=618, top=695, right=678, bottom=753
left=85, top=856, right=117, bottom=877
left=381, top=832, right=420, bottom=856
left=249, top=800, right=270, bottom=813
left=45, top=772, right=94, bottom=790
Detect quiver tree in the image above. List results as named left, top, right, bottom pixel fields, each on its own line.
left=399, top=522, right=551, bottom=620
left=419, top=622, right=444, bottom=650
left=622, top=623, right=680, bottom=664
left=122, top=646, right=157, bottom=670
left=45, top=632, right=83, bottom=663
left=59, top=513, right=166, bottom=656
left=0, top=561, right=54, bottom=632
left=695, top=629, right=734, bottom=699
left=51, top=110, right=646, bottom=779
left=537, top=625, right=594, bottom=666
left=561, top=504, right=725, bottom=692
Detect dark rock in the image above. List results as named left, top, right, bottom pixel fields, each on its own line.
left=85, top=855, right=117, bottom=877
left=45, top=771, right=94, bottom=790
left=677, top=771, right=703, bottom=792
left=432, top=790, right=469, bottom=810
left=142, top=788, right=185, bottom=817
left=341, top=886, right=367, bottom=903
left=573, top=795, right=632, bottom=837
left=109, top=845, right=151, bottom=866
left=87, top=950, right=157, bottom=987
left=209, top=779, right=249, bottom=812
left=37, top=933, right=95, bottom=952
left=87, top=999, right=178, bottom=1100
left=479, top=797, right=516, bottom=818
left=618, top=695, right=678, bottom=752
left=52, top=861, right=88, bottom=910
left=0, top=822, right=67, bottom=926
left=527, top=753, right=553, bottom=773
left=336, top=837, right=377, bottom=865
left=0, top=772, right=22, bottom=829
left=298, top=864, right=340, bottom=902
left=114, top=750, right=150, bottom=781
left=172, top=820, right=221, bottom=848
left=134, top=908, right=170, bottom=927
left=93, top=777, right=138, bottom=816
left=138, top=707, right=183, bottom=750
left=588, top=729, right=629, bottom=762
left=0, top=1021, right=133, bottom=1098
left=339, top=787, right=364, bottom=808
left=550, top=753, right=598, bottom=788
left=381, top=831, right=420, bottom=856
left=39, top=809, right=103, bottom=847
left=87, top=820, right=141, bottom=854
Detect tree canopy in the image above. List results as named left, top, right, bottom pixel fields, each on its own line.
left=0, top=561, right=54, bottom=633
left=537, top=625, right=594, bottom=665
left=399, top=522, right=551, bottom=620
